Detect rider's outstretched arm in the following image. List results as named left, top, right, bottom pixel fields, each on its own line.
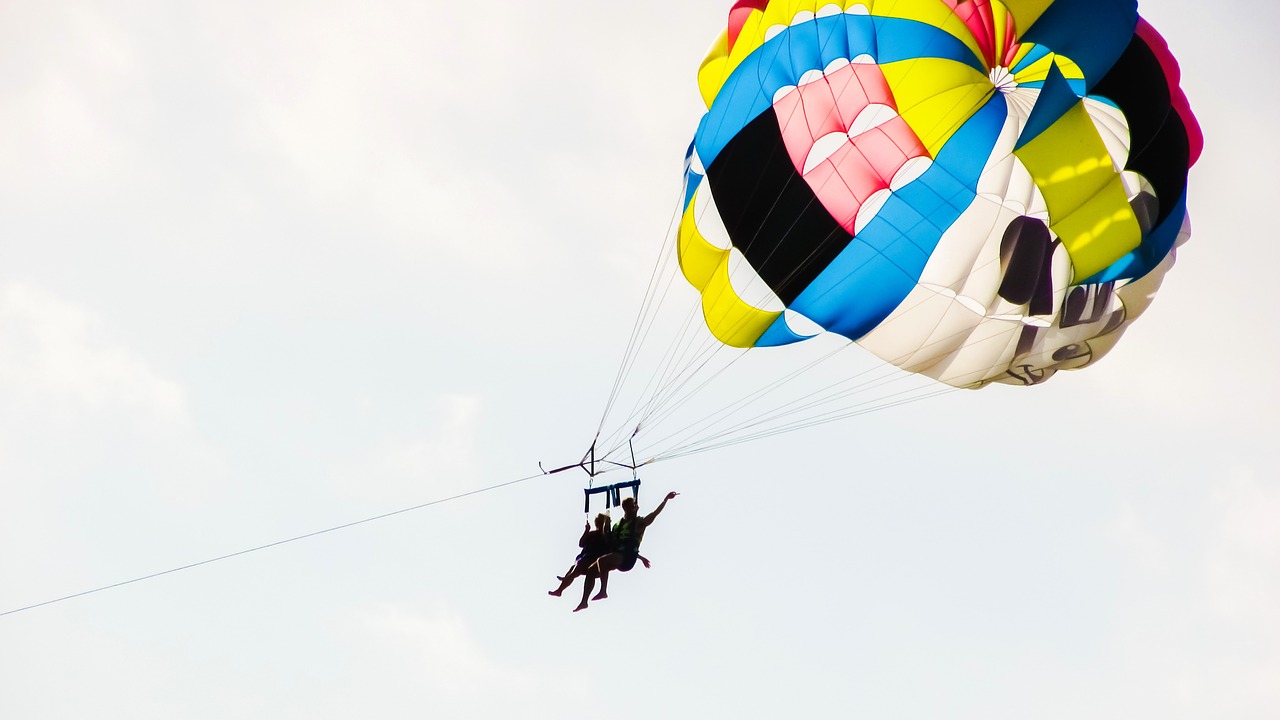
left=643, top=491, right=679, bottom=527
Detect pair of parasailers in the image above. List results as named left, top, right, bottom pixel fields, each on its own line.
left=548, top=491, right=678, bottom=612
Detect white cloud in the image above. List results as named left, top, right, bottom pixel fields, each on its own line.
left=1108, top=501, right=1169, bottom=570
left=1191, top=466, right=1280, bottom=714
left=189, top=0, right=551, bottom=272
left=333, top=394, right=483, bottom=498
left=360, top=602, right=508, bottom=694
left=335, top=600, right=582, bottom=717
left=1106, top=465, right=1280, bottom=717
left=1207, top=467, right=1280, bottom=629
left=0, top=282, right=225, bottom=564
left=1108, top=469, right=1280, bottom=630
left=0, top=3, right=144, bottom=194
left=0, top=283, right=186, bottom=422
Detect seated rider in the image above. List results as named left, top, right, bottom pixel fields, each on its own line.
left=576, top=491, right=678, bottom=612
left=548, top=513, right=612, bottom=600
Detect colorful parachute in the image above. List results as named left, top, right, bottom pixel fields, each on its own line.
left=678, top=0, right=1202, bottom=387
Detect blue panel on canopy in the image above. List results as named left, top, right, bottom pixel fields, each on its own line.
left=1021, top=0, right=1138, bottom=90
left=785, top=97, right=1007, bottom=340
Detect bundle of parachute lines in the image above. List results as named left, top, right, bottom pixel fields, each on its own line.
left=590, top=0, right=1201, bottom=469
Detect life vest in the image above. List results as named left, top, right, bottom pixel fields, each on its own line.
left=612, top=516, right=644, bottom=552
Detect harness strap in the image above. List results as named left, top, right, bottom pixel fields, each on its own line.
left=582, top=479, right=642, bottom=513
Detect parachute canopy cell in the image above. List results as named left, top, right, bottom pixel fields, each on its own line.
left=680, top=0, right=1201, bottom=388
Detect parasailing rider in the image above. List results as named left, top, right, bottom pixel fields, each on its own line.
left=547, top=513, right=615, bottom=602
left=574, top=491, right=678, bottom=612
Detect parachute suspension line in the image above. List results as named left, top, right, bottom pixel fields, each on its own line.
left=634, top=280, right=1011, bottom=462
left=611, top=119, right=860, bottom=458
left=631, top=327, right=740, bottom=433
left=597, top=283, right=710, bottom=461
left=649, top=365, right=929, bottom=462
left=613, top=237, right=690, bottom=397
left=638, top=345, right=901, bottom=461
left=1, top=470, right=548, bottom=619
left=601, top=221, right=830, bottom=464
left=598, top=159, right=766, bottom=462
left=619, top=297, right=714, bottom=430
left=599, top=288, right=761, bottom=465
left=599, top=22, right=934, bottom=466
left=641, top=293, right=1025, bottom=462
left=591, top=258, right=696, bottom=466
left=634, top=345, right=751, bottom=438
left=603, top=155, right=800, bottom=457
left=595, top=184, right=688, bottom=436
left=593, top=170, right=737, bottom=462
left=614, top=233, right=914, bottom=462
left=658, top=381, right=952, bottom=463
left=634, top=337, right=847, bottom=445
left=726, top=384, right=957, bottom=448
left=634, top=341, right=864, bottom=456
left=620, top=27, right=837, bottom=425
left=595, top=142, right=746, bottom=462
left=639, top=273, right=1048, bottom=461
left=609, top=124, right=802, bottom=452
left=651, top=384, right=958, bottom=463
left=663, top=172, right=1080, bottom=450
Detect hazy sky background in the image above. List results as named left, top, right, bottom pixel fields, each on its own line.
left=2, top=1, right=1277, bottom=718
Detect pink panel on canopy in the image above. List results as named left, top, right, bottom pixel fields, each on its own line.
left=773, top=62, right=928, bottom=235
left=945, top=0, right=1021, bottom=68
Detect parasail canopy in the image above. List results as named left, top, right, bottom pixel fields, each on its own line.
left=585, top=0, right=1201, bottom=469
left=678, top=0, right=1201, bottom=388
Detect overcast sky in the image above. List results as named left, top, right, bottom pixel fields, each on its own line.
left=2, top=1, right=1277, bottom=718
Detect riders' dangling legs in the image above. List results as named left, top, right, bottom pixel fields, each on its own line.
left=589, top=552, right=623, bottom=602
left=550, top=558, right=591, bottom=597
left=592, top=570, right=609, bottom=601
left=548, top=571, right=574, bottom=597
left=574, top=571, right=597, bottom=612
